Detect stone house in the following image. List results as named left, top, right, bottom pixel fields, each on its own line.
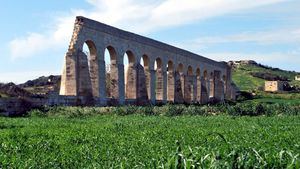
left=295, top=75, right=300, bottom=81
left=264, top=81, right=284, bottom=92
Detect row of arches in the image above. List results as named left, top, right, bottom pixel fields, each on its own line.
left=81, top=40, right=227, bottom=104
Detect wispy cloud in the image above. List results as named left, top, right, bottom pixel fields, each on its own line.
left=192, top=28, right=300, bottom=45
left=204, top=51, right=300, bottom=72
left=8, top=0, right=287, bottom=60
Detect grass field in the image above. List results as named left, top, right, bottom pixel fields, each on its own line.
left=0, top=114, right=299, bottom=168
left=250, top=92, right=300, bottom=104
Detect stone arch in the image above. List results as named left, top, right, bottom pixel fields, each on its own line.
left=155, top=57, right=163, bottom=101
left=79, top=40, right=99, bottom=98
left=123, top=50, right=137, bottom=99
left=177, top=63, right=184, bottom=73
left=187, top=66, right=193, bottom=76
left=104, top=46, right=119, bottom=100
left=167, top=60, right=175, bottom=102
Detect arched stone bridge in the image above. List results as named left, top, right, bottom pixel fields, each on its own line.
left=60, top=16, right=235, bottom=106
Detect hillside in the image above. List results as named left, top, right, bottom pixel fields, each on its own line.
left=0, top=76, right=60, bottom=98
left=19, top=75, right=61, bottom=95
left=231, top=61, right=300, bottom=91
left=231, top=61, right=300, bottom=104
left=0, top=83, right=33, bottom=98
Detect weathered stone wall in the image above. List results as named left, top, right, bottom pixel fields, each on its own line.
left=60, top=16, right=235, bottom=106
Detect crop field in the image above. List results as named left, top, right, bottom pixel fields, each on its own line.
left=0, top=108, right=299, bottom=168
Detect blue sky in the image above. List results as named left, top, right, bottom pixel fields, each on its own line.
left=0, top=0, right=299, bottom=83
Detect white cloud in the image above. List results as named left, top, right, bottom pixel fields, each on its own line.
left=141, top=0, right=286, bottom=32
left=193, top=28, right=300, bottom=45
left=8, top=0, right=287, bottom=60
left=10, top=33, right=49, bottom=60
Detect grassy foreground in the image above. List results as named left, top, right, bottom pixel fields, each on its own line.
left=0, top=113, right=299, bottom=168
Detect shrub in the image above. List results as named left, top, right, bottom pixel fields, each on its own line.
left=153, top=104, right=185, bottom=116
left=111, top=106, right=138, bottom=116
left=29, top=109, right=47, bottom=117
left=228, top=103, right=263, bottom=116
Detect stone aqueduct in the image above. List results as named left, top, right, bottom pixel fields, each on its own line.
left=60, top=16, right=235, bottom=106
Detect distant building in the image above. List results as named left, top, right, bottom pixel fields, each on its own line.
left=265, top=81, right=284, bottom=92
left=295, top=75, right=300, bottom=81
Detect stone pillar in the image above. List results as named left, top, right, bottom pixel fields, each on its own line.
left=196, top=76, right=201, bottom=103
left=192, top=75, right=197, bottom=103
left=144, top=68, right=151, bottom=99
left=220, top=81, right=225, bottom=101
left=162, top=71, right=167, bottom=103
left=174, top=71, right=184, bottom=103
left=117, top=63, right=125, bottom=105
left=156, top=69, right=164, bottom=101
left=150, top=69, right=156, bottom=104
left=209, top=78, right=214, bottom=98
left=201, top=77, right=209, bottom=104
left=60, top=51, right=78, bottom=96
left=125, top=63, right=137, bottom=99
left=214, top=80, right=225, bottom=102
left=225, top=66, right=232, bottom=100
left=180, top=73, right=186, bottom=102
left=184, top=75, right=194, bottom=103
left=136, top=63, right=149, bottom=105
left=98, top=60, right=107, bottom=105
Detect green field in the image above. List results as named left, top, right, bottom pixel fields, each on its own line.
left=0, top=114, right=299, bottom=168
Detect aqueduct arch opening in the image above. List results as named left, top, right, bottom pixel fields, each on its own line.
left=124, top=50, right=137, bottom=100
left=60, top=16, right=235, bottom=106
left=141, top=55, right=150, bottom=99
left=105, top=46, right=119, bottom=101
left=81, top=40, right=99, bottom=98
left=155, top=58, right=163, bottom=101
left=167, top=60, right=175, bottom=102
